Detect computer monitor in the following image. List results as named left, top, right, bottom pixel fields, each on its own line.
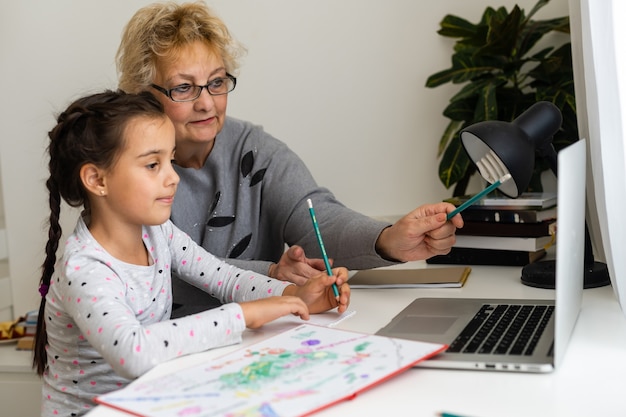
left=569, top=0, right=626, bottom=316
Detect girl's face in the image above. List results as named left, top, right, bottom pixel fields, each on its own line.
left=103, top=116, right=179, bottom=226
left=152, top=41, right=229, bottom=152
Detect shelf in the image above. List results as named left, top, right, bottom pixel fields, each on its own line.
left=0, top=343, right=35, bottom=373
left=0, top=344, right=41, bottom=417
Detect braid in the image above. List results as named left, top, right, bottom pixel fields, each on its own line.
left=33, top=178, right=62, bottom=376
left=32, top=89, right=165, bottom=376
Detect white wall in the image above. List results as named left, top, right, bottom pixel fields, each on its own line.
left=0, top=0, right=569, bottom=316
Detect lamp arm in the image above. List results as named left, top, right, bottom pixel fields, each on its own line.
left=537, top=140, right=594, bottom=266
left=536, top=140, right=559, bottom=177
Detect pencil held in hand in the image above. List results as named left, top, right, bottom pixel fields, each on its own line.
left=306, top=198, right=341, bottom=301
left=446, top=174, right=512, bottom=220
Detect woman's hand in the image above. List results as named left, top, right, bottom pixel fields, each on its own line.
left=375, top=202, right=463, bottom=262
left=268, top=245, right=328, bottom=285
left=282, top=267, right=350, bottom=314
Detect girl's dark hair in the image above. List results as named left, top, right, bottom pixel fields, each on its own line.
left=33, top=90, right=165, bottom=376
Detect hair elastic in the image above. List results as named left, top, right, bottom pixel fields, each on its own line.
left=38, top=283, right=49, bottom=297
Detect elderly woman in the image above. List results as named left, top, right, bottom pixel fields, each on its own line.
left=116, top=1, right=462, bottom=315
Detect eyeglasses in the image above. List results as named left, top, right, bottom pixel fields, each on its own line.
left=151, top=74, right=237, bottom=102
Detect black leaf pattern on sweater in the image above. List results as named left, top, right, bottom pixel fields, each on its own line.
left=241, top=151, right=254, bottom=177
left=209, top=191, right=221, bottom=214
left=207, top=216, right=236, bottom=227
left=250, top=168, right=266, bottom=187
left=229, top=233, right=252, bottom=258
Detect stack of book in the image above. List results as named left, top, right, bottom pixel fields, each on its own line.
left=428, top=192, right=557, bottom=266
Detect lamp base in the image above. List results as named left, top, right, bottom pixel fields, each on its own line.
left=521, top=260, right=611, bottom=289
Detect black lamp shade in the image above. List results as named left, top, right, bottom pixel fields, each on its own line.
left=455, top=101, right=609, bottom=289
left=459, top=101, right=563, bottom=198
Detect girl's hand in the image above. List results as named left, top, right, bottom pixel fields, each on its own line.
left=282, top=267, right=351, bottom=314
left=239, top=296, right=309, bottom=329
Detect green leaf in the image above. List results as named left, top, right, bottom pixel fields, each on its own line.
left=525, top=0, right=550, bottom=22
left=437, top=14, right=478, bottom=38
left=443, top=98, right=476, bottom=123
left=479, top=6, right=505, bottom=28
left=439, top=136, right=472, bottom=188
left=450, top=75, right=507, bottom=102
left=425, top=54, right=502, bottom=88
left=473, top=83, right=498, bottom=121
left=518, top=17, right=569, bottom=58
left=437, top=120, right=466, bottom=157
left=480, top=6, right=524, bottom=57
left=526, top=46, right=554, bottom=62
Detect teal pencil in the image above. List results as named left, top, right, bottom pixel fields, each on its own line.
left=446, top=174, right=512, bottom=220
left=306, top=198, right=340, bottom=300
left=438, top=412, right=474, bottom=417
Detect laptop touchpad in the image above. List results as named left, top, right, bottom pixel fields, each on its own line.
left=391, top=315, right=457, bottom=335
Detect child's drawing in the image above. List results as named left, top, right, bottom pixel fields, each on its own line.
left=96, top=324, right=446, bottom=417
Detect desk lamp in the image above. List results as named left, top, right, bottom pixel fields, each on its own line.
left=459, top=101, right=610, bottom=289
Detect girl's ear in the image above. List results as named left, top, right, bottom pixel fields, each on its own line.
left=80, top=163, right=107, bottom=197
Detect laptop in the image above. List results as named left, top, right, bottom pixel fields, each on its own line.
left=376, top=139, right=586, bottom=373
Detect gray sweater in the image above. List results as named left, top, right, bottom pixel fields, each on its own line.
left=170, top=117, right=396, bottom=314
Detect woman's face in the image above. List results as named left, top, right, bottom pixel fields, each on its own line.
left=152, top=41, right=229, bottom=151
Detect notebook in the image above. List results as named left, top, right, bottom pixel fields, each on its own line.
left=349, top=266, right=471, bottom=288
left=95, top=324, right=446, bottom=417
left=376, top=139, right=586, bottom=373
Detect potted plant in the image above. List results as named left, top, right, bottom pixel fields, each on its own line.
left=426, top=0, right=575, bottom=196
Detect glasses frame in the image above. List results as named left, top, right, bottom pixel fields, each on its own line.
left=151, top=73, right=237, bottom=102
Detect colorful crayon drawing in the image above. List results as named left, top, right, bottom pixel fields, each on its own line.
left=219, top=346, right=338, bottom=390
left=96, top=324, right=446, bottom=417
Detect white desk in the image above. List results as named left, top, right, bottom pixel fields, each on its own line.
left=86, top=263, right=626, bottom=417
left=0, top=342, right=42, bottom=417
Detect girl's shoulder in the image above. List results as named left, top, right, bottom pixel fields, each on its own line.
left=62, top=217, right=105, bottom=259
left=59, top=229, right=116, bottom=284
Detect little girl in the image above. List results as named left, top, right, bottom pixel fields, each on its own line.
left=32, top=90, right=350, bottom=416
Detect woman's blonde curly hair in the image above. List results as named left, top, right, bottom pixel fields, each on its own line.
left=116, top=1, right=246, bottom=93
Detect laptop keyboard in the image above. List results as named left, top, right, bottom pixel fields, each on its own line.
left=447, top=304, right=554, bottom=356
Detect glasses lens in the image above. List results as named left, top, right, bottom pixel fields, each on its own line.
left=208, top=77, right=235, bottom=95
left=170, top=85, right=201, bottom=102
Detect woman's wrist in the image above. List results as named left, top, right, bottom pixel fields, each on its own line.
left=267, top=263, right=277, bottom=278
left=375, top=226, right=401, bottom=262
